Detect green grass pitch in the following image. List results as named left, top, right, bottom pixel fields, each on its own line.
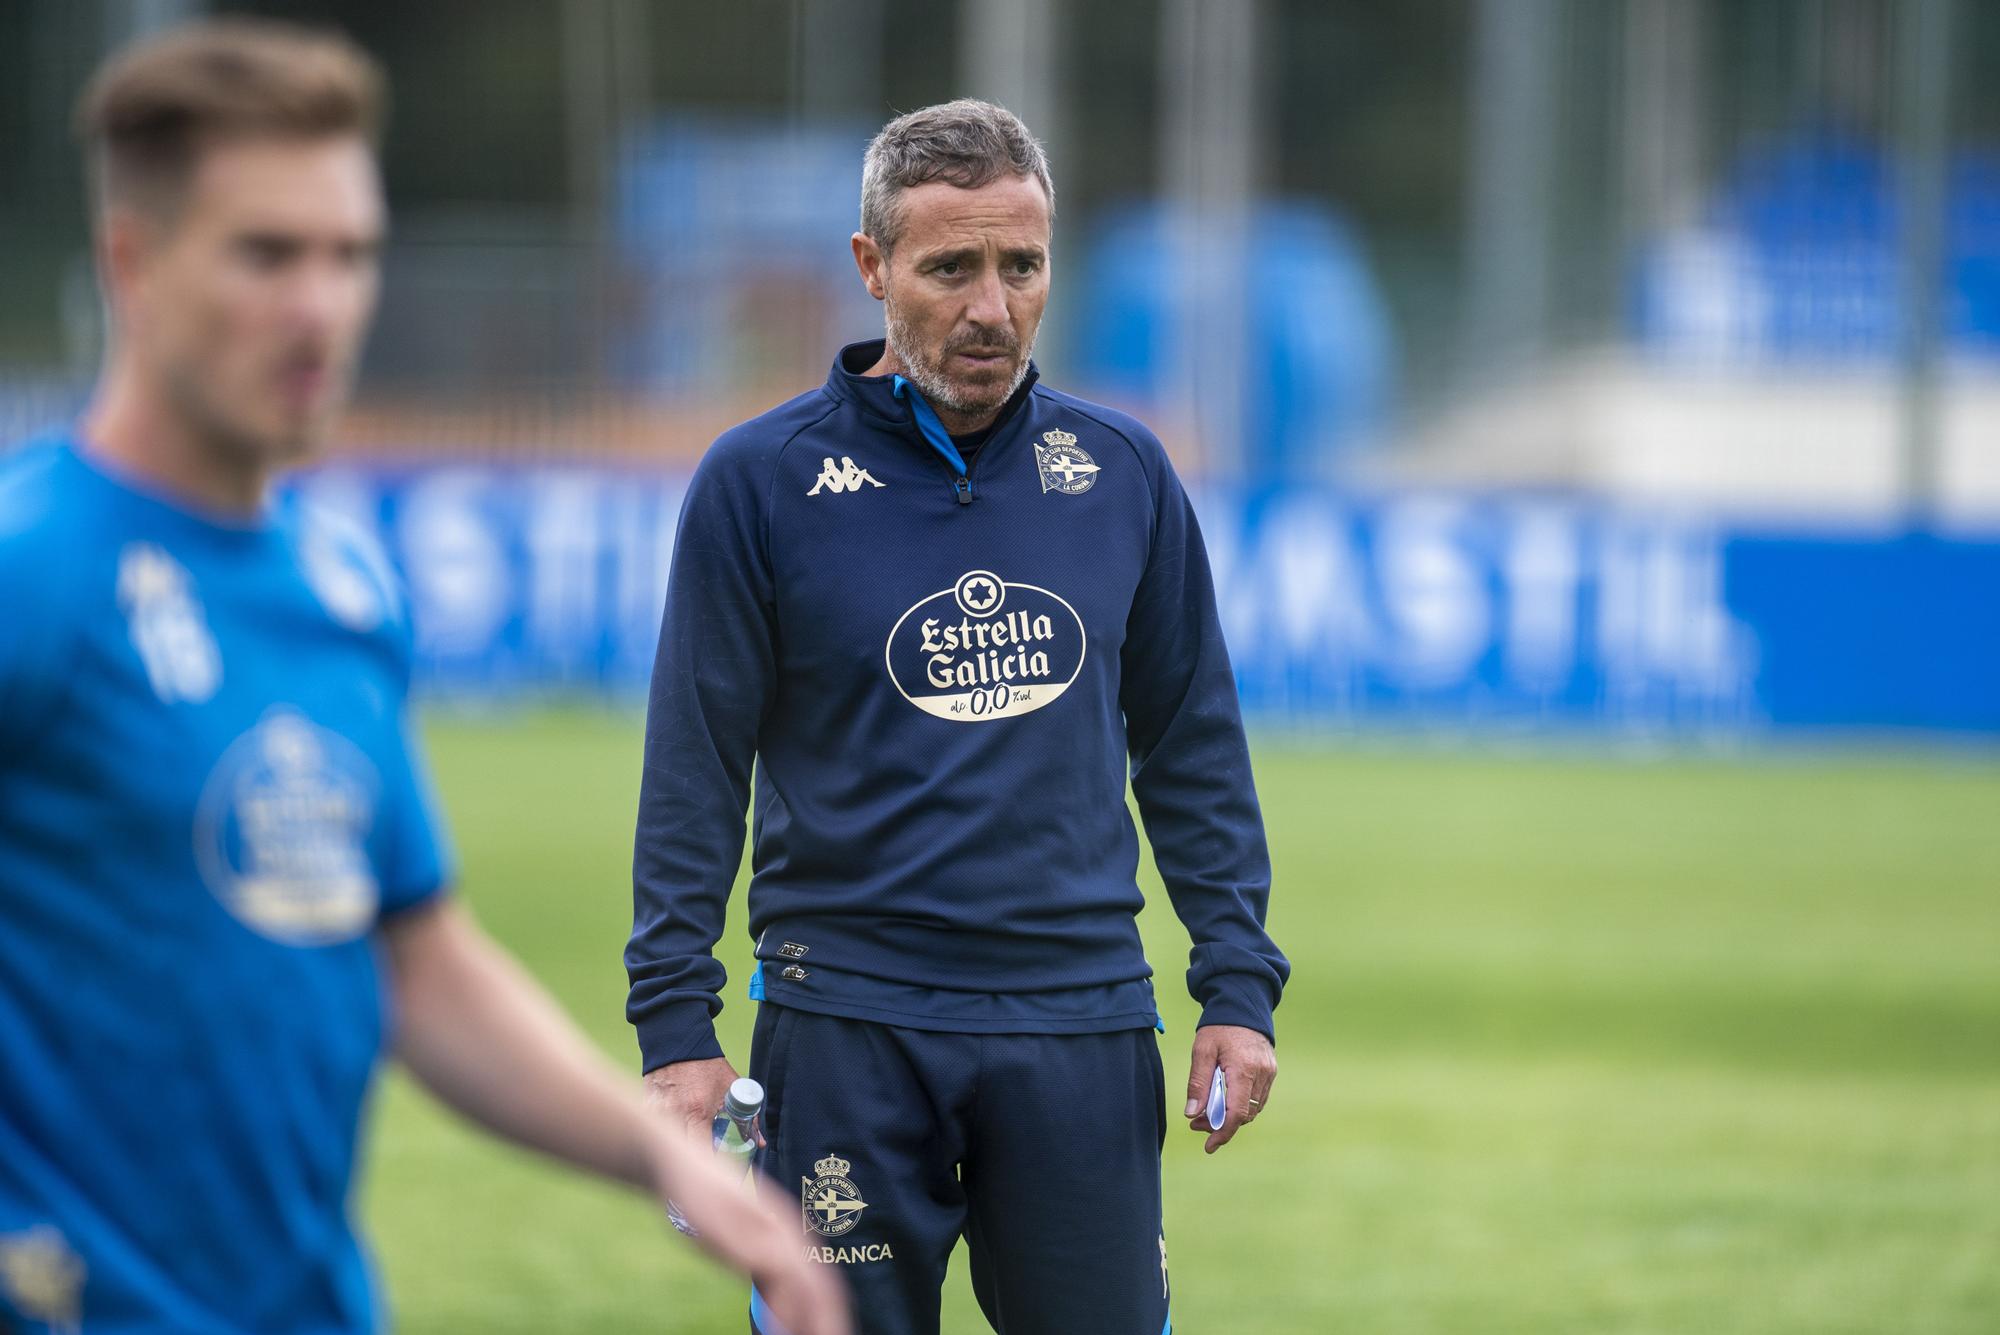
left=364, top=711, right=2000, bottom=1333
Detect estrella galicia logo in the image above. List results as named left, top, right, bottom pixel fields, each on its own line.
left=194, top=708, right=382, bottom=946
left=884, top=570, right=1087, bottom=722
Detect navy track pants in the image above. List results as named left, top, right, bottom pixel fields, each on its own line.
left=746, top=1004, right=1174, bottom=1335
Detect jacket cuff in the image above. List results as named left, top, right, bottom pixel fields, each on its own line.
left=634, top=998, right=725, bottom=1074
left=1195, top=973, right=1278, bottom=1044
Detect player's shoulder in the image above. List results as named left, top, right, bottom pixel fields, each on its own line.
left=0, top=438, right=104, bottom=659
left=1, top=436, right=74, bottom=527
left=701, top=387, right=844, bottom=479
left=1029, top=384, right=1171, bottom=475
left=0, top=436, right=94, bottom=560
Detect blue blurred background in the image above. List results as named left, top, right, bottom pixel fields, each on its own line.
left=3, top=0, right=1997, bottom=739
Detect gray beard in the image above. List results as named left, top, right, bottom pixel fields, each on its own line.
left=883, top=302, right=1038, bottom=418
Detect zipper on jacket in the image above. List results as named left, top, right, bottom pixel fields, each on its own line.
left=893, top=375, right=977, bottom=505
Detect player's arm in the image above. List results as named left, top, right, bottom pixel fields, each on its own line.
left=1118, top=444, right=1290, bottom=1153
left=627, top=440, right=781, bottom=1129
left=381, top=899, right=848, bottom=1335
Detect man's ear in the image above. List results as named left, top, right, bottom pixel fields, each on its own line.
left=851, top=232, right=888, bottom=302
left=98, top=206, right=162, bottom=323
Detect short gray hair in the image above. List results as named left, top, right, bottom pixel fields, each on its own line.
left=859, top=99, right=1054, bottom=254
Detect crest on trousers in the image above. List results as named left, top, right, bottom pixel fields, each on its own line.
left=1034, top=430, right=1099, bottom=495
left=802, top=1155, right=870, bottom=1237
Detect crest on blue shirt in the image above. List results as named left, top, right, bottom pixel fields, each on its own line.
left=1034, top=430, right=1099, bottom=495
left=117, top=543, right=221, bottom=705
left=0, top=1225, right=84, bottom=1334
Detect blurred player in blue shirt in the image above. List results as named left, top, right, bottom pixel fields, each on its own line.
left=0, top=20, right=846, bottom=1335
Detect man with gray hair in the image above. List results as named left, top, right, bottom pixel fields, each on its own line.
left=628, top=98, right=1288, bottom=1334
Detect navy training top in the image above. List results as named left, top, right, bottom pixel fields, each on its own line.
left=625, top=341, right=1288, bottom=1070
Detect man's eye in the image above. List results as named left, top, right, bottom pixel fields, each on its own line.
left=936, top=261, right=962, bottom=277
left=238, top=238, right=297, bottom=269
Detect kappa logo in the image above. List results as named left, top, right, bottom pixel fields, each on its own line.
left=1034, top=429, right=1099, bottom=495
left=299, top=509, right=398, bottom=634
left=807, top=456, right=885, bottom=496
left=802, top=1154, right=870, bottom=1237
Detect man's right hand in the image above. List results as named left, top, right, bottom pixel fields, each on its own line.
left=644, top=1056, right=744, bottom=1141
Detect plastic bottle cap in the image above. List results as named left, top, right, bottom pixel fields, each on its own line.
left=725, top=1076, right=766, bottom=1120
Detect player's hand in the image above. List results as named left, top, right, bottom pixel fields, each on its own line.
left=643, top=1056, right=743, bottom=1142
left=645, top=1130, right=850, bottom=1335
left=1183, top=1024, right=1276, bottom=1154
left=746, top=1201, right=853, bottom=1335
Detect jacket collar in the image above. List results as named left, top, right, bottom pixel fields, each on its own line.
left=824, top=339, right=1040, bottom=444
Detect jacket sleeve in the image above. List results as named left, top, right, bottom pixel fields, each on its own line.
left=625, top=442, right=778, bottom=1073
left=1119, top=449, right=1289, bottom=1041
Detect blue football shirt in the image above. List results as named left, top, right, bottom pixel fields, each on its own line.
left=0, top=436, right=452, bottom=1333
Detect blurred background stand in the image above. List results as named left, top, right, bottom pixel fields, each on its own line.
left=2, top=0, right=1996, bottom=733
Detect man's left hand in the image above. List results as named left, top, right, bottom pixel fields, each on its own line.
left=1183, top=1024, right=1277, bottom=1154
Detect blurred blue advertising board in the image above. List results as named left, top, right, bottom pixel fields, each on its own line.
left=290, top=465, right=2000, bottom=738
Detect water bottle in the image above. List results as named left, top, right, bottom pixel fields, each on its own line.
left=715, top=1077, right=766, bottom=1173
left=666, top=1077, right=766, bottom=1237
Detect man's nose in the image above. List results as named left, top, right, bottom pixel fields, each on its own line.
left=965, top=268, right=1010, bottom=329
left=288, top=256, right=365, bottom=334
